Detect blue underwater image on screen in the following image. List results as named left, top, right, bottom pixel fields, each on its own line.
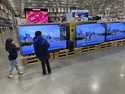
left=106, top=23, right=125, bottom=41
left=76, top=23, right=105, bottom=48
left=19, top=24, right=67, bottom=55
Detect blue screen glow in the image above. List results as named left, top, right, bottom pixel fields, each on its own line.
left=76, top=23, right=105, bottom=48
left=106, top=23, right=125, bottom=41
left=19, top=24, right=67, bottom=56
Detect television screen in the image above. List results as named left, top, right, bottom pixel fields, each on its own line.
left=26, top=11, right=48, bottom=24
left=18, top=24, right=67, bottom=56
left=76, top=23, right=105, bottom=48
left=71, top=10, right=89, bottom=21
left=106, top=22, right=125, bottom=41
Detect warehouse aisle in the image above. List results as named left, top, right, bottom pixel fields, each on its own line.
left=0, top=47, right=125, bottom=94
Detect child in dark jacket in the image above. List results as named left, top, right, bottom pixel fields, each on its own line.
left=5, top=38, right=23, bottom=78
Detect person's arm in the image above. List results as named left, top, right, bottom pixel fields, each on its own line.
left=12, top=44, right=18, bottom=50
left=13, top=42, right=20, bottom=51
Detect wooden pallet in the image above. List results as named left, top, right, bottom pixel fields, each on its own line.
left=79, top=46, right=96, bottom=53
left=68, top=50, right=78, bottom=56
left=21, top=53, right=54, bottom=64
left=20, top=39, right=125, bottom=64
left=54, top=49, right=69, bottom=58
left=116, top=39, right=125, bottom=46
left=21, top=55, right=38, bottom=64
left=99, top=42, right=114, bottom=48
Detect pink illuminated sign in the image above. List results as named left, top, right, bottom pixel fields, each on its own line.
left=26, top=11, right=48, bottom=24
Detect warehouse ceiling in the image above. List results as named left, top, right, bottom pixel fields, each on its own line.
left=8, top=0, right=124, bottom=17
left=9, top=0, right=78, bottom=15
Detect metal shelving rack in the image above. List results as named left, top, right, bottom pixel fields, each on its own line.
left=0, top=0, right=18, bottom=57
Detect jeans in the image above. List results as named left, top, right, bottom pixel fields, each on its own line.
left=9, top=59, right=20, bottom=74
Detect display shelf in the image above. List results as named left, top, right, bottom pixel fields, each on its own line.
left=20, top=38, right=125, bottom=65
left=0, top=2, right=14, bottom=21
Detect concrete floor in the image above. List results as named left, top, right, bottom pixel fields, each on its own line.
left=1, top=46, right=125, bottom=94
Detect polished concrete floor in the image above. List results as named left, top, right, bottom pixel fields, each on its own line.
left=1, top=46, right=125, bottom=94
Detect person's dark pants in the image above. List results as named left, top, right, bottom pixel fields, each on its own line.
left=40, top=59, right=51, bottom=75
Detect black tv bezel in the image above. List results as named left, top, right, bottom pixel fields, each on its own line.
left=75, top=22, right=106, bottom=48
left=105, top=22, right=125, bottom=42
left=18, top=23, right=68, bottom=56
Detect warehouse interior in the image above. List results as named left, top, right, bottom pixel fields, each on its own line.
left=0, top=0, right=125, bottom=94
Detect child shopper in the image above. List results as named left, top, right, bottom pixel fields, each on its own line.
left=5, top=38, right=23, bottom=78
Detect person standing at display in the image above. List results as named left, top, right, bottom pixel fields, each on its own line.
left=5, top=38, right=23, bottom=78
left=33, top=31, right=51, bottom=75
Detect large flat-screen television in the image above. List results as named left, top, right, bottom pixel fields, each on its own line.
left=106, top=22, right=125, bottom=41
left=25, top=8, right=48, bottom=24
left=76, top=23, right=105, bottom=48
left=18, top=24, right=67, bottom=56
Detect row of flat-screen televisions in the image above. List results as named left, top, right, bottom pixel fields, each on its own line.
left=18, top=22, right=125, bottom=56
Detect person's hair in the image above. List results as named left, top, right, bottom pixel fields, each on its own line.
left=35, top=31, right=42, bottom=37
left=5, top=38, right=13, bottom=51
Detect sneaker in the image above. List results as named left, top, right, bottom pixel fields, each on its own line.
left=8, top=74, right=14, bottom=79
left=18, top=72, right=24, bottom=75
left=48, top=71, right=52, bottom=75
left=43, top=72, right=47, bottom=75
